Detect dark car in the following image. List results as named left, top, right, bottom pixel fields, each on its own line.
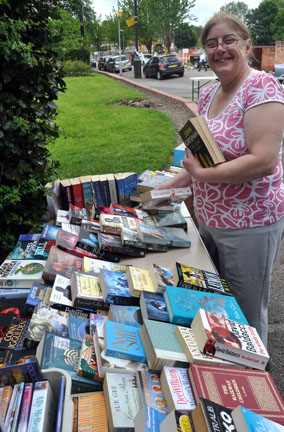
left=143, top=54, right=184, bottom=80
left=98, top=56, right=110, bottom=71
left=106, top=55, right=132, bottom=73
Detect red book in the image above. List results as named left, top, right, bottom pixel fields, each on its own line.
left=188, top=364, right=284, bottom=425
left=70, top=177, right=84, bottom=208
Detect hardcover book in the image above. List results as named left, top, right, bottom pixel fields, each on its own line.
left=188, top=364, right=284, bottom=424
left=136, top=369, right=169, bottom=414
left=159, top=410, right=193, bottom=432
left=191, top=398, right=236, bottom=432
left=70, top=270, right=105, bottom=310
left=134, top=406, right=167, bottom=432
left=160, top=366, right=196, bottom=414
left=140, top=291, right=170, bottom=323
left=72, top=391, right=108, bottom=432
left=42, top=245, right=83, bottom=284
left=138, top=319, right=189, bottom=370
left=37, top=332, right=103, bottom=394
left=0, top=259, right=45, bottom=288
left=104, top=320, right=147, bottom=364
left=173, top=262, right=232, bottom=296
left=175, top=326, right=241, bottom=367
left=232, top=405, right=284, bottom=432
left=25, top=304, right=69, bottom=342
left=191, top=308, right=269, bottom=370
left=49, top=274, right=73, bottom=307
left=23, top=282, right=52, bottom=315
left=108, top=304, right=142, bottom=328
left=103, top=372, right=140, bottom=431
left=163, top=286, right=248, bottom=327
left=99, top=268, right=139, bottom=306
left=179, top=116, right=226, bottom=167
left=126, top=266, right=157, bottom=297
left=27, top=380, right=56, bottom=432
left=98, top=232, right=146, bottom=258
left=77, top=334, right=102, bottom=383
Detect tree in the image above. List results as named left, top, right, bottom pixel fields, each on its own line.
left=0, top=0, right=65, bottom=261
left=220, top=1, right=250, bottom=23
left=49, top=9, right=82, bottom=60
left=175, top=23, right=201, bottom=49
left=271, top=1, right=284, bottom=41
left=246, top=0, right=280, bottom=45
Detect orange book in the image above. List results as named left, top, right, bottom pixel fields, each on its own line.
left=0, top=385, right=13, bottom=419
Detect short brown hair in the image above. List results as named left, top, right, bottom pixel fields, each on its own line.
left=201, top=12, right=251, bottom=47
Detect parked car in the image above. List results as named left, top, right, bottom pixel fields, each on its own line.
left=139, top=53, right=152, bottom=66
left=273, top=63, right=284, bottom=82
left=106, top=55, right=132, bottom=73
left=98, top=56, right=110, bottom=71
left=143, top=54, right=184, bottom=80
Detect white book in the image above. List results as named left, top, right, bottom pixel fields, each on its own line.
left=49, top=274, right=73, bottom=307
left=27, top=381, right=56, bottom=432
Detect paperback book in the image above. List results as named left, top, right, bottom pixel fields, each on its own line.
left=149, top=263, right=175, bottom=293
left=232, top=405, right=284, bottom=432
left=23, top=283, right=52, bottom=315
left=70, top=270, right=106, bottom=310
left=99, top=268, right=139, bottom=306
left=159, top=410, right=193, bottom=432
left=77, top=334, right=102, bottom=383
left=49, top=274, right=73, bottom=307
left=42, top=245, right=83, bottom=284
left=72, top=391, right=108, bottom=432
left=25, top=304, right=69, bottom=342
left=191, top=397, right=236, bottom=432
left=8, top=233, right=41, bottom=260
left=0, top=259, right=45, bottom=288
left=98, top=232, right=146, bottom=258
left=136, top=369, right=169, bottom=414
left=126, top=265, right=157, bottom=297
left=134, top=406, right=167, bottom=432
left=27, top=380, right=56, bottom=432
left=68, top=315, right=90, bottom=341
left=108, top=304, right=142, bottom=328
left=140, top=291, right=170, bottom=323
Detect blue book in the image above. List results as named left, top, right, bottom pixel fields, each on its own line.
left=140, top=291, right=170, bottom=323
left=68, top=316, right=90, bottom=341
left=108, top=304, right=142, bottom=328
left=163, top=285, right=248, bottom=327
left=99, top=269, right=139, bottom=306
left=115, top=173, right=138, bottom=206
left=134, top=406, right=167, bottom=432
left=55, top=376, right=65, bottom=432
left=104, top=320, right=147, bottom=364
left=232, top=405, right=284, bottom=431
left=91, top=175, right=104, bottom=207
left=23, top=282, right=52, bottom=314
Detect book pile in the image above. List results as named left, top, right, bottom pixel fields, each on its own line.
left=1, top=170, right=284, bottom=432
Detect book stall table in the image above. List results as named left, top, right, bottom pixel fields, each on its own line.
left=190, top=76, right=218, bottom=101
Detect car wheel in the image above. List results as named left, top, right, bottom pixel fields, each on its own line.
left=179, top=72, right=184, bottom=77
left=157, top=71, right=163, bottom=80
left=194, top=59, right=199, bottom=69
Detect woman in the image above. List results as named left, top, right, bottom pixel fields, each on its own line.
left=157, top=12, right=284, bottom=347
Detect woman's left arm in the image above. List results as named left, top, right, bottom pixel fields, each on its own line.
left=183, top=102, right=284, bottom=184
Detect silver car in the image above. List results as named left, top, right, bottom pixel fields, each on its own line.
left=273, top=63, right=284, bottom=82
left=106, top=55, right=132, bottom=73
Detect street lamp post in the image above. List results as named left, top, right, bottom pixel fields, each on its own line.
left=117, top=0, right=122, bottom=75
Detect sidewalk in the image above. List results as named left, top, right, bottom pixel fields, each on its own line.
left=97, top=69, right=284, bottom=399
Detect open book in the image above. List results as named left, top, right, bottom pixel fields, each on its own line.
left=179, top=117, right=225, bottom=167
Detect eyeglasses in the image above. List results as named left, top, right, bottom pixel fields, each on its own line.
left=204, top=36, right=246, bottom=51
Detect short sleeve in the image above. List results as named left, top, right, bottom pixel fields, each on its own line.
left=244, top=72, right=284, bottom=111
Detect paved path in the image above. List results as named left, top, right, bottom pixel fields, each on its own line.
left=96, top=68, right=284, bottom=398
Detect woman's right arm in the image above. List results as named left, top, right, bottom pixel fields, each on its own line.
left=155, top=168, right=192, bottom=190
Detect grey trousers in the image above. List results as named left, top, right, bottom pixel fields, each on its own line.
left=198, top=217, right=284, bottom=347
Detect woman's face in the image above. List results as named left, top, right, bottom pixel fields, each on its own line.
left=205, top=22, right=251, bottom=81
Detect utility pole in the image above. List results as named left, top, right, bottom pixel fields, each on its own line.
left=117, top=0, right=122, bottom=76
left=134, top=0, right=138, bottom=52
left=79, top=2, right=86, bottom=63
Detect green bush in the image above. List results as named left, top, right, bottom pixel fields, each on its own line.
left=0, top=0, right=66, bottom=261
left=63, top=60, right=92, bottom=76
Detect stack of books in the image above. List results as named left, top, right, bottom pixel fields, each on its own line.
left=1, top=169, right=284, bottom=432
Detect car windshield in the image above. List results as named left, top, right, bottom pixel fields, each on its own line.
left=160, top=55, right=179, bottom=64
left=115, top=56, right=127, bottom=61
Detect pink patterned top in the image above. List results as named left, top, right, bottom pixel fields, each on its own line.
left=194, top=70, right=284, bottom=229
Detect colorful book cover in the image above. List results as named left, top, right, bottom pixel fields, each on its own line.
left=103, top=372, right=140, bottom=430
left=0, top=295, right=29, bottom=340
left=232, top=405, right=284, bottom=432
left=91, top=175, right=105, bottom=207
left=0, top=359, right=42, bottom=387
left=140, top=291, right=170, bottom=323
left=49, top=274, right=73, bottom=307
left=77, top=334, right=102, bottom=382
left=163, top=286, right=248, bottom=327
left=17, top=383, right=34, bottom=432
left=23, top=282, right=52, bottom=315
left=0, top=385, right=13, bottom=419
left=152, top=211, right=188, bottom=230
left=99, top=268, right=133, bottom=304
left=76, top=226, right=100, bottom=255
left=0, top=259, right=45, bottom=288
left=40, top=224, right=61, bottom=241
left=104, top=320, right=147, bottom=364
left=134, top=406, right=167, bottom=432
left=4, top=383, right=19, bottom=431
left=89, top=313, right=108, bottom=338
left=0, top=317, right=31, bottom=350
left=115, top=172, right=138, bottom=206
left=83, top=256, right=128, bottom=276
left=39, top=333, right=103, bottom=393
left=191, top=398, right=235, bottom=432
left=149, top=263, right=175, bottom=292
left=11, top=381, right=25, bottom=432
left=68, top=316, right=90, bottom=341
left=174, top=262, right=232, bottom=296
left=137, top=369, right=169, bottom=414
left=110, top=203, right=139, bottom=218
left=80, top=175, right=94, bottom=210
left=42, top=245, right=83, bottom=284
left=108, top=304, right=142, bottom=328
left=188, top=364, right=284, bottom=425
left=70, top=177, right=84, bottom=208
left=25, top=304, right=69, bottom=342
left=160, top=366, right=196, bottom=413
left=191, top=309, right=269, bottom=370
left=55, top=376, right=65, bottom=432
left=9, top=233, right=41, bottom=260
left=27, top=380, right=56, bottom=432
left=71, top=270, right=105, bottom=310
left=98, top=232, right=145, bottom=257
left=72, top=391, right=108, bottom=432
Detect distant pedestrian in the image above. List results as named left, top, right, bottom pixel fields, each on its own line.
left=198, top=52, right=207, bottom=71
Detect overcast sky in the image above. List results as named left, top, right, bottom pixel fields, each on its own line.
left=91, top=0, right=261, bottom=26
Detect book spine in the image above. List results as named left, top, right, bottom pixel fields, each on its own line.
left=73, top=297, right=108, bottom=310
left=72, top=181, right=84, bottom=208
left=4, top=383, right=19, bottom=430
left=100, top=242, right=145, bottom=258
left=100, top=178, right=111, bottom=207
left=104, top=348, right=146, bottom=364
left=115, top=178, right=126, bottom=205
left=81, top=180, right=94, bottom=210
left=92, top=179, right=105, bottom=206
left=11, top=382, right=25, bottom=432
left=107, top=176, right=118, bottom=204
left=17, top=383, right=34, bottom=432
left=55, top=376, right=65, bottom=432
left=105, top=294, right=140, bottom=306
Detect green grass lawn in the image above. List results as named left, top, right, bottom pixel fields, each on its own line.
left=48, top=74, right=176, bottom=179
